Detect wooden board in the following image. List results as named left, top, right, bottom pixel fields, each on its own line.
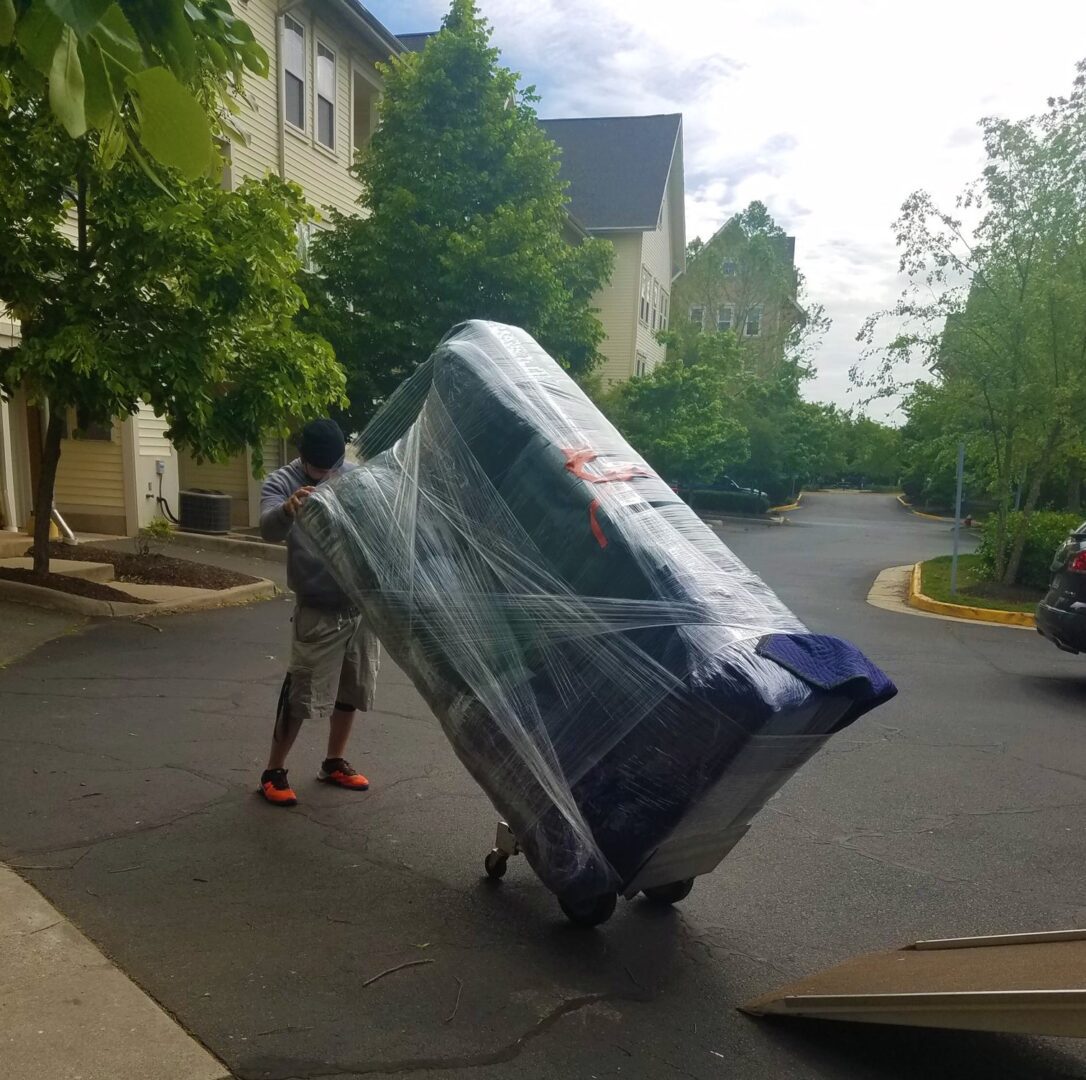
left=741, top=930, right=1086, bottom=1038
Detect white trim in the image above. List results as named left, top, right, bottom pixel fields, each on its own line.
left=246, top=446, right=261, bottom=528
left=314, top=37, right=337, bottom=154
left=282, top=13, right=307, bottom=135
left=120, top=415, right=140, bottom=537
left=350, top=60, right=382, bottom=162
left=0, top=398, right=19, bottom=531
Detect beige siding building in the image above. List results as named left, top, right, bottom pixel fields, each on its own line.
left=0, top=0, right=411, bottom=538
left=540, top=114, right=685, bottom=386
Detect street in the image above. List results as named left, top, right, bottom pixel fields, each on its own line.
left=1, top=492, right=1085, bottom=1080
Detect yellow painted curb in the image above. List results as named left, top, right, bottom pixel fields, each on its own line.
left=769, top=492, right=804, bottom=514
left=897, top=495, right=955, bottom=523
left=908, top=562, right=1036, bottom=627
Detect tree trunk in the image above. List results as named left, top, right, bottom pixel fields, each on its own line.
left=1003, top=470, right=1045, bottom=586
left=1068, top=463, right=1082, bottom=513
left=32, top=409, right=64, bottom=575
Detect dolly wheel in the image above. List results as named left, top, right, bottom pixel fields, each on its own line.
left=558, top=891, right=617, bottom=927
left=484, top=850, right=508, bottom=880
left=641, top=878, right=695, bottom=905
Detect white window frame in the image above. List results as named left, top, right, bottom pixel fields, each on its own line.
left=659, top=290, right=669, bottom=332
left=315, top=39, right=337, bottom=153
left=635, top=351, right=648, bottom=377
left=722, top=259, right=737, bottom=277
left=689, top=305, right=704, bottom=329
left=639, top=267, right=652, bottom=326
left=651, top=280, right=659, bottom=330
left=745, top=303, right=764, bottom=337
left=717, top=304, right=734, bottom=333
left=282, top=15, right=306, bottom=134
left=350, top=61, right=383, bottom=161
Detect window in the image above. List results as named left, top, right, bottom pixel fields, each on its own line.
left=296, top=220, right=314, bottom=270
left=67, top=408, right=112, bottom=441
left=283, top=16, right=305, bottom=131
left=689, top=305, right=704, bottom=329
left=659, top=291, right=669, bottom=331
left=716, top=304, right=733, bottom=332
left=651, top=280, right=659, bottom=329
left=353, top=67, right=379, bottom=154
left=745, top=304, right=763, bottom=337
left=722, top=259, right=737, bottom=276
left=639, top=267, right=652, bottom=325
left=316, top=42, right=336, bottom=149
left=636, top=352, right=648, bottom=377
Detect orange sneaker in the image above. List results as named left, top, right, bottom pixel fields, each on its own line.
left=260, top=768, right=298, bottom=806
left=318, top=758, right=370, bottom=790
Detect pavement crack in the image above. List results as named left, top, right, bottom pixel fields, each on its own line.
left=241, top=992, right=636, bottom=1079
left=11, top=791, right=234, bottom=862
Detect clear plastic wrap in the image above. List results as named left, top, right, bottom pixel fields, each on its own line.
left=298, top=321, right=896, bottom=902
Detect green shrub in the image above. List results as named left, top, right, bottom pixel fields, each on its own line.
left=977, top=510, right=1084, bottom=588
left=684, top=489, right=771, bottom=516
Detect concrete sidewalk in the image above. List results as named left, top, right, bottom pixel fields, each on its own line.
left=1, top=865, right=229, bottom=1080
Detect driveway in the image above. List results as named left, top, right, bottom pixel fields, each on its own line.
left=1, top=492, right=1084, bottom=1079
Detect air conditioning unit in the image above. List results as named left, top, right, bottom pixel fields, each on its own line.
left=178, top=489, right=233, bottom=535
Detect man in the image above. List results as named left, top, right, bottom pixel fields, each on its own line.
left=258, top=418, right=379, bottom=806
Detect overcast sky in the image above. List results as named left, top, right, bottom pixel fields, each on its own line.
left=365, top=1, right=1086, bottom=418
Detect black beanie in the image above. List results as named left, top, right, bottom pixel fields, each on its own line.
left=298, top=419, right=346, bottom=469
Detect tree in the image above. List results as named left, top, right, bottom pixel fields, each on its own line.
left=0, top=85, right=343, bottom=572
left=855, top=59, right=1086, bottom=584
left=0, top=0, right=267, bottom=179
left=306, top=0, right=613, bottom=432
left=602, top=332, right=748, bottom=485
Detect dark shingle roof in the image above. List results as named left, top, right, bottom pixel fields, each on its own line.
left=539, top=114, right=682, bottom=231
left=397, top=31, right=436, bottom=52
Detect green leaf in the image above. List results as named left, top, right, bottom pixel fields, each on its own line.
left=16, top=2, right=63, bottom=74
left=44, top=0, right=112, bottom=37
left=89, top=3, right=142, bottom=72
left=79, top=38, right=113, bottom=128
left=49, top=25, right=86, bottom=136
left=0, top=0, right=15, bottom=46
left=127, top=65, right=211, bottom=178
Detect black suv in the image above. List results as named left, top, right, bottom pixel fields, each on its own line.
left=1036, top=521, right=1086, bottom=653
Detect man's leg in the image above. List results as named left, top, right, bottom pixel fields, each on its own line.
left=326, top=702, right=356, bottom=761
left=317, top=616, right=379, bottom=790
left=266, top=674, right=303, bottom=770
left=261, top=605, right=341, bottom=806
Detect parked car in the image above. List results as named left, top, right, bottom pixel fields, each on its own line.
left=1036, top=520, right=1086, bottom=653
left=708, top=475, right=769, bottom=501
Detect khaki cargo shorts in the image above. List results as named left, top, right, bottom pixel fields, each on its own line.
left=277, top=604, right=380, bottom=726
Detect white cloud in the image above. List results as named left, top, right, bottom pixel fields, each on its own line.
left=367, top=0, right=1086, bottom=416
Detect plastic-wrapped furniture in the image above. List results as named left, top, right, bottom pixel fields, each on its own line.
left=299, top=321, right=896, bottom=925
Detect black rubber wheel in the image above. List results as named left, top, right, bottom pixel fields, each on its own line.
left=641, top=878, right=695, bottom=905
left=484, top=850, right=508, bottom=880
left=558, top=891, right=618, bottom=927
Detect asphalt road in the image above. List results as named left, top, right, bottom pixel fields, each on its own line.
left=2, top=492, right=1085, bottom=1080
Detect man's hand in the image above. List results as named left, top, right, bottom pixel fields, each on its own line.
left=283, top=486, right=316, bottom=518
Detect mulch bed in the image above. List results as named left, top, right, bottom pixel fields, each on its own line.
left=0, top=567, right=153, bottom=605
left=38, top=542, right=259, bottom=590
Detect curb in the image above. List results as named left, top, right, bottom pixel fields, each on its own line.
left=897, top=495, right=955, bottom=523
left=0, top=577, right=278, bottom=618
left=702, top=513, right=784, bottom=528
left=908, top=562, right=1036, bottom=627
left=169, top=530, right=286, bottom=564
left=769, top=493, right=803, bottom=514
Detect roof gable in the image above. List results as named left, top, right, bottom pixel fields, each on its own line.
left=539, top=114, right=682, bottom=232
